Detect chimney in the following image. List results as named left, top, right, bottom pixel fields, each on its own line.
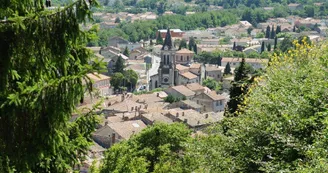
left=111, top=133, right=116, bottom=145
left=182, top=112, right=185, bottom=116
left=205, top=114, right=209, bottom=119
left=176, top=112, right=179, bottom=117
left=184, top=119, right=188, bottom=123
left=105, top=121, right=108, bottom=126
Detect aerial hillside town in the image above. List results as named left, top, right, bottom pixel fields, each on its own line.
left=3, top=0, right=328, bottom=172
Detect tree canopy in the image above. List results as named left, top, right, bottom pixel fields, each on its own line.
left=0, top=0, right=103, bottom=172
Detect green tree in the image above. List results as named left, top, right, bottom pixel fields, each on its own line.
left=156, top=33, right=164, bottom=45
left=276, top=25, right=281, bottom=35
left=226, top=58, right=255, bottom=115
left=123, top=46, right=130, bottom=57
left=100, top=123, right=191, bottom=172
left=274, top=36, right=278, bottom=50
left=265, top=25, right=270, bottom=38
left=179, top=38, right=187, bottom=50
left=110, top=72, right=124, bottom=90
left=279, top=35, right=293, bottom=52
left=233, top=42, right=236, bottom=50
left=203, top=78, right=222, bottom=91
left=270, top=25, right=275, bottom=39
left=0, top=0, right=102, bottom=172
left=193, top=44, right=198, bottom=54
left=220, top=44, right=328, bottom=172
left=261, top=41, right=265, bottom=53
left=188, top=37, right=195, bottom=50
left=267, top=43, right=271, bottom=52
left=224, top=62, right=232, bottom=75
left=124, top=69, right=138, bottom=91
left=114, top=56, right=125, bottom=73
left=217, top=54, right=222, bottom=66
left=114, top=17, right=121, bottom=23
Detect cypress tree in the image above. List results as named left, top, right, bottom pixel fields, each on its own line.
left=261, top=41, right=265, bottom=53
left=123, top=46, right=130, bottom=57
left=156, top=33, right=164, bottom=45
left=267, top=43, right=271, bottom=52
left=188, top=37, right=195, bottom=50
left=274, top=36, right=278, bottom=50
left=293, top=25, right=296, bottom=32
left=0, top=1, right=103, bottom=172
left=270, top=25, right=275, bottom=39
left=276, top=25, right=281, bottom=35
left=114, top=56, right=125, bottom=73
left=265, top=25, right=271, bottom=38
left=224, top=62, right=232, bottom=75
left=193, top=44, right=198, bottom=54
left=233, top=42, right=236, bottom=50
left=218, top=55, right=222, bottom=66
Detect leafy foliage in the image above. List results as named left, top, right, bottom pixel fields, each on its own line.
left=100, top=123, right=192, bottom=173
left=0, top=0, right=103, bottom=172
left=164, top=95, right=185, bottom=103
left=202, top=78, right=222, bottom=91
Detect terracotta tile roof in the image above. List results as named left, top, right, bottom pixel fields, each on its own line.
left=176, top=48, right=194, bottom=54
left=205, top=91, right=225, bottom=101
left=180, top=72, right=198, bottom=80
left=170, top=85, right=195, bottom=97
left=186, top=83, right=204, bottom=91
left=222, top=57, right=269, bottom=63
left=190, top=63, right=201, bottom=69
left=176, top=64, right=190, bottom=71
left=142, top=113, right=173, bottom=124
left=108, top=120, right=147, bottom=140
left=86, top=73, right=110, bottom=82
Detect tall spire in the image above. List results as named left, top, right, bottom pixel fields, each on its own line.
left=162, top=28, right=173, bottom=50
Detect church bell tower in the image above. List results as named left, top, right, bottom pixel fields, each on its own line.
left=158, top=28, right=176, bottom=88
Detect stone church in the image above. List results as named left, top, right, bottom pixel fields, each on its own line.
left=149, top=29, right=205, bottom=90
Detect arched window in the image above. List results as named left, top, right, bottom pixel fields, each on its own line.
left=155, top=81, right=158, bottom=88
left=167, top=55, right=170, bottom=65
left=163, top=55, right=166, bottom=65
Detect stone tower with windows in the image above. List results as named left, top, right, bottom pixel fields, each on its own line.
left=158, top=28, right=177, bottom=88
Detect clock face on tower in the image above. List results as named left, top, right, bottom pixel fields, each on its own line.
left=164, top=46, right=168, bottom=50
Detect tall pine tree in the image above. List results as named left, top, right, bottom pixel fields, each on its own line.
left=226, top=58, right=255, bottom=115
left=261, top=41, right=265, bottom=53
left=265, top=25, right=271, bottom=38
left=156, top=33, right=164, bottom=45
left=114, top=56, right=125, bottom=73
left=224, top=62, right=231, bottom=75
left=193, top=44, right=198, bottom=54
left=0, top=0, right=103, bottom=172
left=123, top=46, right=130, bottom=57
left=267, top=43, right=271, bottom=52
left=270, top=25, right=275, bottom=39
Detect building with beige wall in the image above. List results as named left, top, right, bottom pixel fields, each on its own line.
left=175, top=48, right=194, bottom=65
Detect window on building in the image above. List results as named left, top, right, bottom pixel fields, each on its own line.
left=220, top=100, right=223, bottom=105
left=187, top=56, right=189, bottom=61
left=167, top=55, right=170, bottom=65
left=181, top=56, right=183, bottom=61
left=216, top=101, right=219, bottom=106
left=163, top=55, right=166, bottom=65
